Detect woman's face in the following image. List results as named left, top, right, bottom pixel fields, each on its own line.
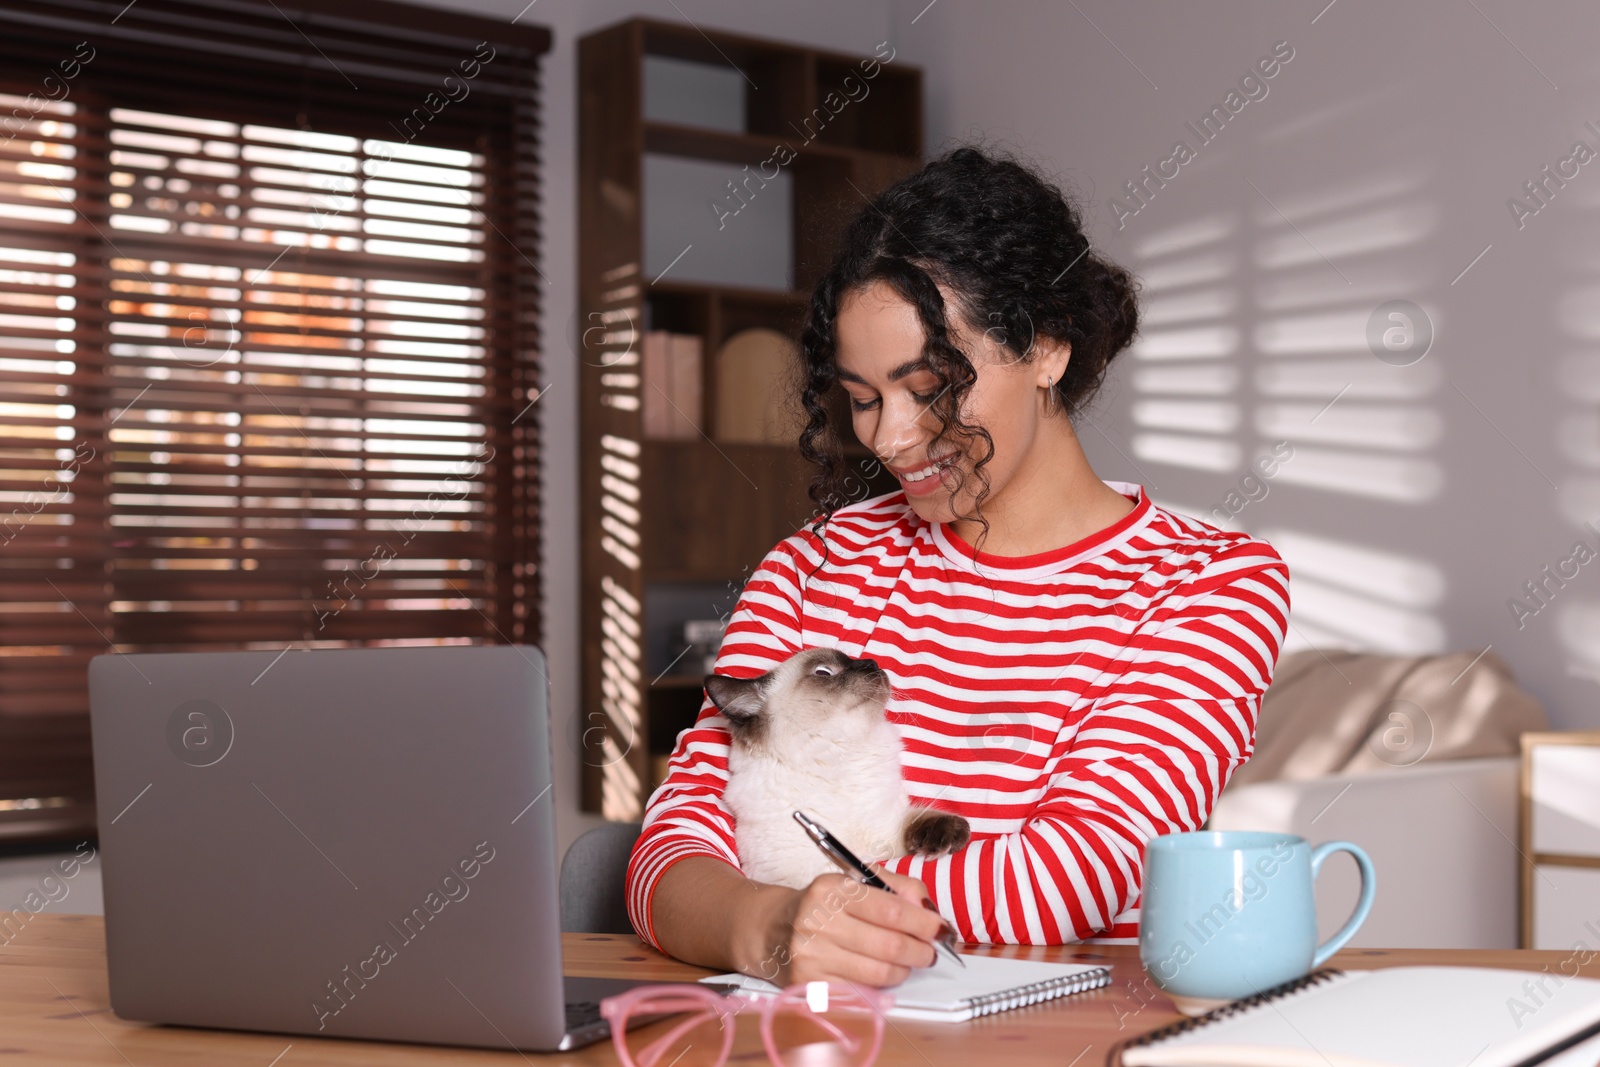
left=833, top=279, right=1067, bottom=527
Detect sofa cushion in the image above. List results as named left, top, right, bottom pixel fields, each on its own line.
left=1225, top=647, right=1548, bottom=786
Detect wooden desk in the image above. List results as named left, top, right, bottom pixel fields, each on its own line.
left=7, top=914, right=1598, bottom=1065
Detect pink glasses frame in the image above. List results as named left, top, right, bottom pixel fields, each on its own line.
left=599, top=980, right=895, bottom=1067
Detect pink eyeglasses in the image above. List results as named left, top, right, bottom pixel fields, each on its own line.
left=600, top=980, right=893, bottom=1067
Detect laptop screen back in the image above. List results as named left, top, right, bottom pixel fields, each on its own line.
left=88, top=644, right=567, bottom=1049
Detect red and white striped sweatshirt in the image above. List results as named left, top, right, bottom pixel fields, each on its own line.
left=625, top=481, right=1290, bottom=947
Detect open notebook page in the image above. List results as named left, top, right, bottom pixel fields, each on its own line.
left=703, top=952, right=1111, bottom=1022
left=1124, top=967, right=1600, bottom=1067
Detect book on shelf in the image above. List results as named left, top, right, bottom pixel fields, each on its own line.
left=649, top=754, right=672, bottom=792
left=642, top=330, right=702, bottom=439
left=713, top=327, right=804, bottom=445
left=680, top=618, right=727, bottom=674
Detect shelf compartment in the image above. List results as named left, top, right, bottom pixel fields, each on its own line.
left=579, top=16, right=922, bottom=818
left=640, top=25, right=809, bottom=142
left=639, top=439, right=816, bottom=576
left=644, top=286, right=712, bottom=335
left=811, top=58, right=922, bottom=156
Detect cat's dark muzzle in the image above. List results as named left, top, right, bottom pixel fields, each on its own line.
left=844, top=657, right=891, bottom=700
left=846, top=656, right=881, bottom=674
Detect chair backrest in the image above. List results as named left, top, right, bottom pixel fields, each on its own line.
left=559, top=821, right=642, bottom=934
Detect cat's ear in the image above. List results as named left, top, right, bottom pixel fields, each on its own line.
left=703, top=672, right=766, bottom=729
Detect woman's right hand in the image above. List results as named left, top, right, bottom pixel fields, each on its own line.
left=647, top=856, right=952, bottom=988
left=745, top=869, right=950, bottom=987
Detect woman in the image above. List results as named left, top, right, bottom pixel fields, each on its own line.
left=624, top=147, right=1289, bottom=988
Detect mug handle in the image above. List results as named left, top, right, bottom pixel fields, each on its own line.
left=1309, top=841, right=1376, bottom=968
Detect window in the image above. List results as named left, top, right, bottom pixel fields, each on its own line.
left=0, top=0, right=549, bottom=841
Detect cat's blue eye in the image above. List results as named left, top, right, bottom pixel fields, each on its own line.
left=813, top=666, right=833, bottom=676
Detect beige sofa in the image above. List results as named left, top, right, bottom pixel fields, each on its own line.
left=1205, top=648, right=1547, bottom=949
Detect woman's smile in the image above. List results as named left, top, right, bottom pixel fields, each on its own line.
left=892, top=452, right=961, bottom=495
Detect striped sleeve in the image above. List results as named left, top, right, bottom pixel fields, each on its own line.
left=884, top=545, right=1290, bottom=945
left=622, top=534, right=808, bottom=948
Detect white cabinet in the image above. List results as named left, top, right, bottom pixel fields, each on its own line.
left=1522, top=732, right=1600, bottom=949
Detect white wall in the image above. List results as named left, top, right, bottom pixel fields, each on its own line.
left=405, top=0, right=896, bottom=855
left=894, top=0, right=1600, bottom=731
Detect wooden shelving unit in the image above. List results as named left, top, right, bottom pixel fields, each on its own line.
left=577, top=19, right=922, bottom=818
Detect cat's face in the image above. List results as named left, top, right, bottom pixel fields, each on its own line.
left=703, top=647, right=892, bottom=751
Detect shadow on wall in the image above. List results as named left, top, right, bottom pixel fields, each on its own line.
left=1118, top=85, right=1447, bottom=658
left=1555, top=87, right=1600, bottom=684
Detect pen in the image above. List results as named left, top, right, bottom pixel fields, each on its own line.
left=792, top=809, right=965, bottom=970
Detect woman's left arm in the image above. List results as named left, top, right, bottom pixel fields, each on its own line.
left=884, top=545, right=1291, bottom=945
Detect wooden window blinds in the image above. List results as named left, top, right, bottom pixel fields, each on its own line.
left=0, top=0, right=549, bottom=842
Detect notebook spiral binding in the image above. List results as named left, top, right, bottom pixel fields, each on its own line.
left=1108, top=968, right=1345, bottom=1063
left=965, top=965, right=1115, bottom=1017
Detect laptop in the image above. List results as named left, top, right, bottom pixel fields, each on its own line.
left=87, top=644, right=651, bottom=1051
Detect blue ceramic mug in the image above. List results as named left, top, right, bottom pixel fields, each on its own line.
left=1139, top=830, right=1376, bottom=1013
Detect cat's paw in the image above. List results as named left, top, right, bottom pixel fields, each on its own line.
left=903, top=808, right=971, bottom=855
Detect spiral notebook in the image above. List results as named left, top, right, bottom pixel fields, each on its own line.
left=1113, top=966, right=1600, bottom=1067
left=702, top=953, right=1112, bottom=1023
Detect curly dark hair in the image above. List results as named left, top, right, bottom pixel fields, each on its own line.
left=795, top=145, right=1140, bottom=562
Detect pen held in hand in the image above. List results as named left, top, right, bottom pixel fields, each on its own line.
left=792, top=809, right=965, bottom=970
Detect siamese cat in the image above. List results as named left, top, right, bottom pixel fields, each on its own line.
left=705, top=646, right=970, bottom=890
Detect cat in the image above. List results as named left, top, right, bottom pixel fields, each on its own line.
left=704, top=646, right=971, bottom=890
